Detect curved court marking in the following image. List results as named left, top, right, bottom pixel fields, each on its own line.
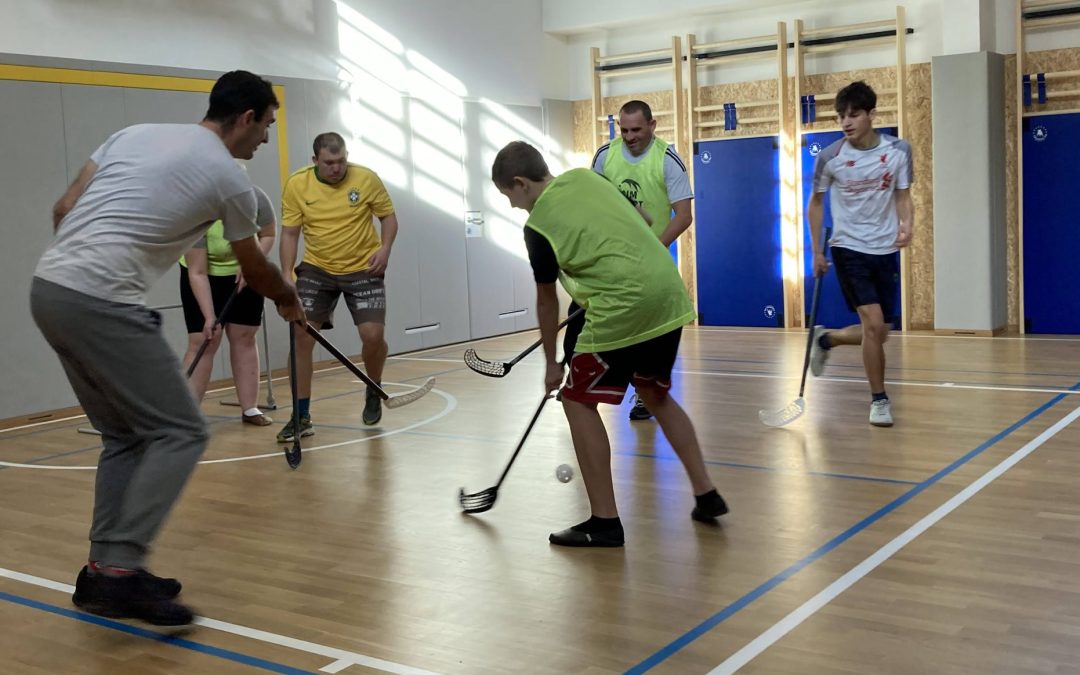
left=0, top=383, right=456, bottom=471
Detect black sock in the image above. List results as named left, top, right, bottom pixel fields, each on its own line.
left=695, top=489, right=724, bottom=511
left=571, top=515, right=622, bottom=533
left=872, top=392, right=888, bottom=402
left=818, top=333, right=832, bottom=350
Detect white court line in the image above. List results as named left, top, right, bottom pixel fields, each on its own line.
left=675, top=369, right=1080, bottom=396
left=693, top=326, right=1080, bottom=343
left=709, top=402, right=1080, bottom=674
left=0, top=566, right=440, bottom=675
left=0, top=385, right=456, bottom=470
left=0, top=363, right=356, bottom=435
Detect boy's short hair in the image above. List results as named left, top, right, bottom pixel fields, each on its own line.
left=835, top=81, right=877, bottom=115
left=491, top=141, right=550, bottom=189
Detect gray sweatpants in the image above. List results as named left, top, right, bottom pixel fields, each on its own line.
left=30, top=278, right=209, bottom=569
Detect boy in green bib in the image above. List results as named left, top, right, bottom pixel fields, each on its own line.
left=491, top=141, right=727, bottom=547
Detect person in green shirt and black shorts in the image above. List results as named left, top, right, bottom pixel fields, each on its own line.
left=179, top=183, right=277, bottom=425
left=491, top=141, right=728, bottom=548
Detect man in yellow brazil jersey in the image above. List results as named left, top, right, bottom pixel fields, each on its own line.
left=278, top=132, right=399, bottom=440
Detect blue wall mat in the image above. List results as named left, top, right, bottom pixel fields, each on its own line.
left=1023, top=113, right=1080, bottom=334
left=801, top=129, right=902, bottom=329
left=694, top=136, right=783, bottom=327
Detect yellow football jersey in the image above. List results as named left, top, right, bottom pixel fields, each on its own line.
left=281, top=163, right=395, bottom=275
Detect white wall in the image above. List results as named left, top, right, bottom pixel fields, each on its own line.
left=0, top=0, right=561, bottom=106
left=551, top=0, right=1080, bottom=102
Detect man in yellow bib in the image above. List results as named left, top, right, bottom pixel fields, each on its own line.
left=569, top=99, right=694, bottom=422
left=278, top=132, right=399, bottom=439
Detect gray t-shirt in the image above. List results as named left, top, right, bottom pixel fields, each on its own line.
left=34, top=124, right=259, bottom=305
left=191, top=186, right=276, bottom=250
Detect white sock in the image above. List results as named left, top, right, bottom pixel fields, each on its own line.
left=243, top=407, right=262, bottom=417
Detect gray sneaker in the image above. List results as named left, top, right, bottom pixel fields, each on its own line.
left=809, top=325, right=830, bottom=376
left=870, top=399, right=893, bottom=427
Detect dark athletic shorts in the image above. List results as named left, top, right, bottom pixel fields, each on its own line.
left=295, top=262, right=386, bottom=329
left=179, top=265, right=264, bottom=333
left=830, top=246, right=899, bottom=325
left=561, top=327, right=682, bottom=405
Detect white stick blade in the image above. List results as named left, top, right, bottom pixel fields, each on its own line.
left=385, top=377, right=436, bottom=409
left=758, top=397, right=806, bottom=427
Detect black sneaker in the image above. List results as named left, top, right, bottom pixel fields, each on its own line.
left=71, top=569, right=194, bottom=626
left=363, top=387, right=382, bottom=426
left=549, top=524, right=625, bottom=548
left=628, top=395, right=653, bottom=421
left=74, top=566, right=182, bottom=604
left=691, top=491, right=730, bottom=523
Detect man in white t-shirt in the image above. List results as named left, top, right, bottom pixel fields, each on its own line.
left=569, top=99, right=693, bottom=422
left=31, top=70, right=303, bottom=626
left=807, top=81, right=914, bottom=427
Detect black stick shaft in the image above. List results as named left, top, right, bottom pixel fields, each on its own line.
left=798, top=275, right=823, bottom=397
left=186, top=284, right=241, bottom=378
left=494, top=394, right=551, bottom=488
left=302, top=322, right=388, bottom=399
left=508, top=306, right=586, bottom=368
left=798, top=228, right=831, bottom=397
left=289, top=323, right=300, bottom=437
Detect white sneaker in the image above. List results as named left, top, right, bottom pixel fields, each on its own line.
left=869, top=399, right=893, bottom=427
left=809, top=325, right=830, bottom=376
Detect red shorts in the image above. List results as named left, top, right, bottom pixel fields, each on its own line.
left=560, top=328, right=682, bottom=405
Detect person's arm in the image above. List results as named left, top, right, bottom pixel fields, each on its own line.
left=366, top=212, right=398, bottom=277
left=278, top=179, right=303, bottom=279
left=892, top=141, right=915, bottom=248
left=537, top=282, right=563, bottom=393
left=893, top=188, right=914, bottom=248
left=279, top=225, right=300, bottom=278
left=808, top=151, right=832, bottom=277
left=523, top=226, right=564, bottom=392
left=230, top=237, right=303, bottom=322
left=808, top=192, right=828, bottom=277
left=52, top=160, right=97, bottom=230
left=184, top=247, right=219, bottom=341
left=658, top=147, right=693, bottom=246
left=658, top=199, right=692, bottom=247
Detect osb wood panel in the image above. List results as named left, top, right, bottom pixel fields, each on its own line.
left=574, top=62, right=935, bottom=330
left=1006, top=46, right=1080, bottom=330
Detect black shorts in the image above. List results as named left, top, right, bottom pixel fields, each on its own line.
left=179, top=265, right=264, bottom=333
left=830, top=246, right=899, bottom=324
left=561, top=327, right=682, bottom=405
left=295, top=262, right=386, bottom=330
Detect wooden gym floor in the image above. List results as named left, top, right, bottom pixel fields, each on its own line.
left=2, top=326, right=1080, bottom=674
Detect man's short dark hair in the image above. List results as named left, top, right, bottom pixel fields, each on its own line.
left=491, top=141, right=550, bottom=189
left=204, top=70, right=278, bottom=127
left=835, top=81, right=877, bottom=115
left=313, top=132, right=346, bottom=156
left=619, top=100, right=653, bottom=122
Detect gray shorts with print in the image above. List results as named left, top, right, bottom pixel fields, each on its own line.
left=295, top=262, right=386, bottom=329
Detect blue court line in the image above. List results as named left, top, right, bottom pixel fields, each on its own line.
left=0, top=591, right=313, bottom=674
left=625, top=381, right=1080, bottom=674
left=620, top=451, right=919, bottom=486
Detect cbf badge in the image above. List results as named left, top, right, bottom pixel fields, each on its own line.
left=348, top=188, right=360, bottom=204
left=1033, top=125, right=1048, bottom=142
left=701, top=150, right=712, bottom=165
left=809, top=142, right=823, bottom=156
